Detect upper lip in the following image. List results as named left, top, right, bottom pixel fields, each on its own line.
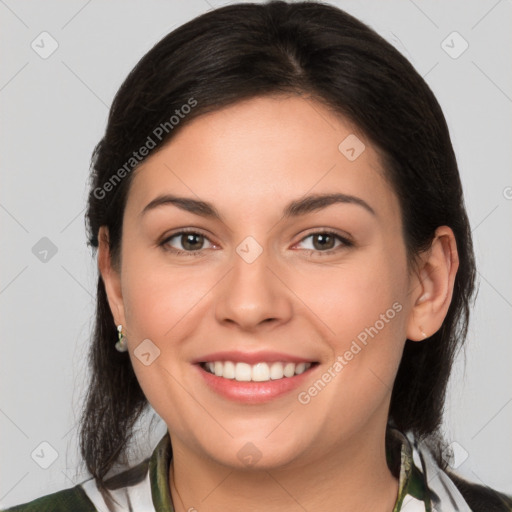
left=192, top=351, right=317, bottom=365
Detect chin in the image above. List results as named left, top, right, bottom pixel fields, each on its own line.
left=200, top=434, right=309, bottom=471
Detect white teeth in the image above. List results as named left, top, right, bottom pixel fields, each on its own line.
left=252, top=363, right=270, bottom=382
left=283, top=362, right=295, bottom=378
left=202, top=361, right=312, bottom=381
left=214, top=361, right=223, bottom=377
left=223, top=361, right=236, bottom=379
left=269, top=362, right=284, bottom=380
left=295, top=362, right=307, bottom=375
left=236, top=362, right=252, bottom=381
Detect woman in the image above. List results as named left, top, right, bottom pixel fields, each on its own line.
left=3, top=1, right=511, bottom=511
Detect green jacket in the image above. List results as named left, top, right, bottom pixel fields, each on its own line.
left=2, top=427, right=511, bottom=511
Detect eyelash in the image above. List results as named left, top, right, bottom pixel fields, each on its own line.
left=159, top=228, right=354, bottom=257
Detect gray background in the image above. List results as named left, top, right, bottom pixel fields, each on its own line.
left=1, top=0, right=511, bottom=507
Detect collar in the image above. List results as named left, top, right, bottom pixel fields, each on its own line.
left=149, top=430, right=174, bottom=511
left=387, top=427, right=432, bottom=511
left=147, top=427, right=439, bottom=512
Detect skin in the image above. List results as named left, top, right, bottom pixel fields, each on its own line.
left=98, top=94, right=459, bottom=512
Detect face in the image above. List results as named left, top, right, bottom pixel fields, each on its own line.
left=101, top=94, right=425, bottom=470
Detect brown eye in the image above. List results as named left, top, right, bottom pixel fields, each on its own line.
left=296, top=230, right=353, bottom=255
left=160, top=230, right=214, bottom=255
left=311, top=233, right=336, bottom=251
left=180, top=232, right=205, bottom=251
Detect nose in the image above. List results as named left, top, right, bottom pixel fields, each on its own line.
left=214, top=245, right=293, bottom=332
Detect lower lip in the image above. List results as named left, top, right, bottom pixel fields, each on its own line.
left=195, top=364, right=317, bottom=404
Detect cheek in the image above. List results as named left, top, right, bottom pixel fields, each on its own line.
left=119, top=249, right=208, bottom=430
left=295, top=279, right=406, bottom=442
left=294, top=247, right=407, bottom=341
left=121, top=246, right=212, bottom=341
left=295, top=247, right=408, bottom=406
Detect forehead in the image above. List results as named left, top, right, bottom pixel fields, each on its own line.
left=126, top=95, right=400, bottom=224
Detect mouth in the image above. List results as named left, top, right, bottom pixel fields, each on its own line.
left=199, top=360, right=317, bottom=382
left=194, top=357, right=319, bottom=403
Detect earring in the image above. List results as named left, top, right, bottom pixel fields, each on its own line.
left=420, top=327, right=428, bottom=339
left=115, top=324, right=128, bottom=352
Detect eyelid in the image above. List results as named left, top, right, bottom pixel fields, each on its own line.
left=160, top=227, right=217, bottom=251
left=293, top=228, right=354, bottom=252
left=160, top=227, right=353, bottom=256
left=296, top=227, right=353, bottom=244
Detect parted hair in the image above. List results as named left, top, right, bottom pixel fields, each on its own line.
left=82, top=1, right=477, bottom=505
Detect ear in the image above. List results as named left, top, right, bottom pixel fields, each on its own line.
left=97, top=225, right=126, bottom=328
left=406, top=226, right=459, bottom=341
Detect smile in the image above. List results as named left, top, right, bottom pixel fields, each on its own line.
left=200, top=361, right=313, bottom=382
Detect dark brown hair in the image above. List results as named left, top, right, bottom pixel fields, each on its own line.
left=82, top=0, right=477, bottom=504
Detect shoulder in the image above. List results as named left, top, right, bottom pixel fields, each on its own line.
left=0, top=485, right=96, bottom=512
left=447, top=470, right=512, bottom=512
left=0, top=441, right=160, bottom=512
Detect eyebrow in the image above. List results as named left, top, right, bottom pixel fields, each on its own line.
left=139, top=192, right=376, bottom=221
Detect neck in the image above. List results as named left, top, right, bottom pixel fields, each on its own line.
left=168, top=421, right=399, bottom=512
